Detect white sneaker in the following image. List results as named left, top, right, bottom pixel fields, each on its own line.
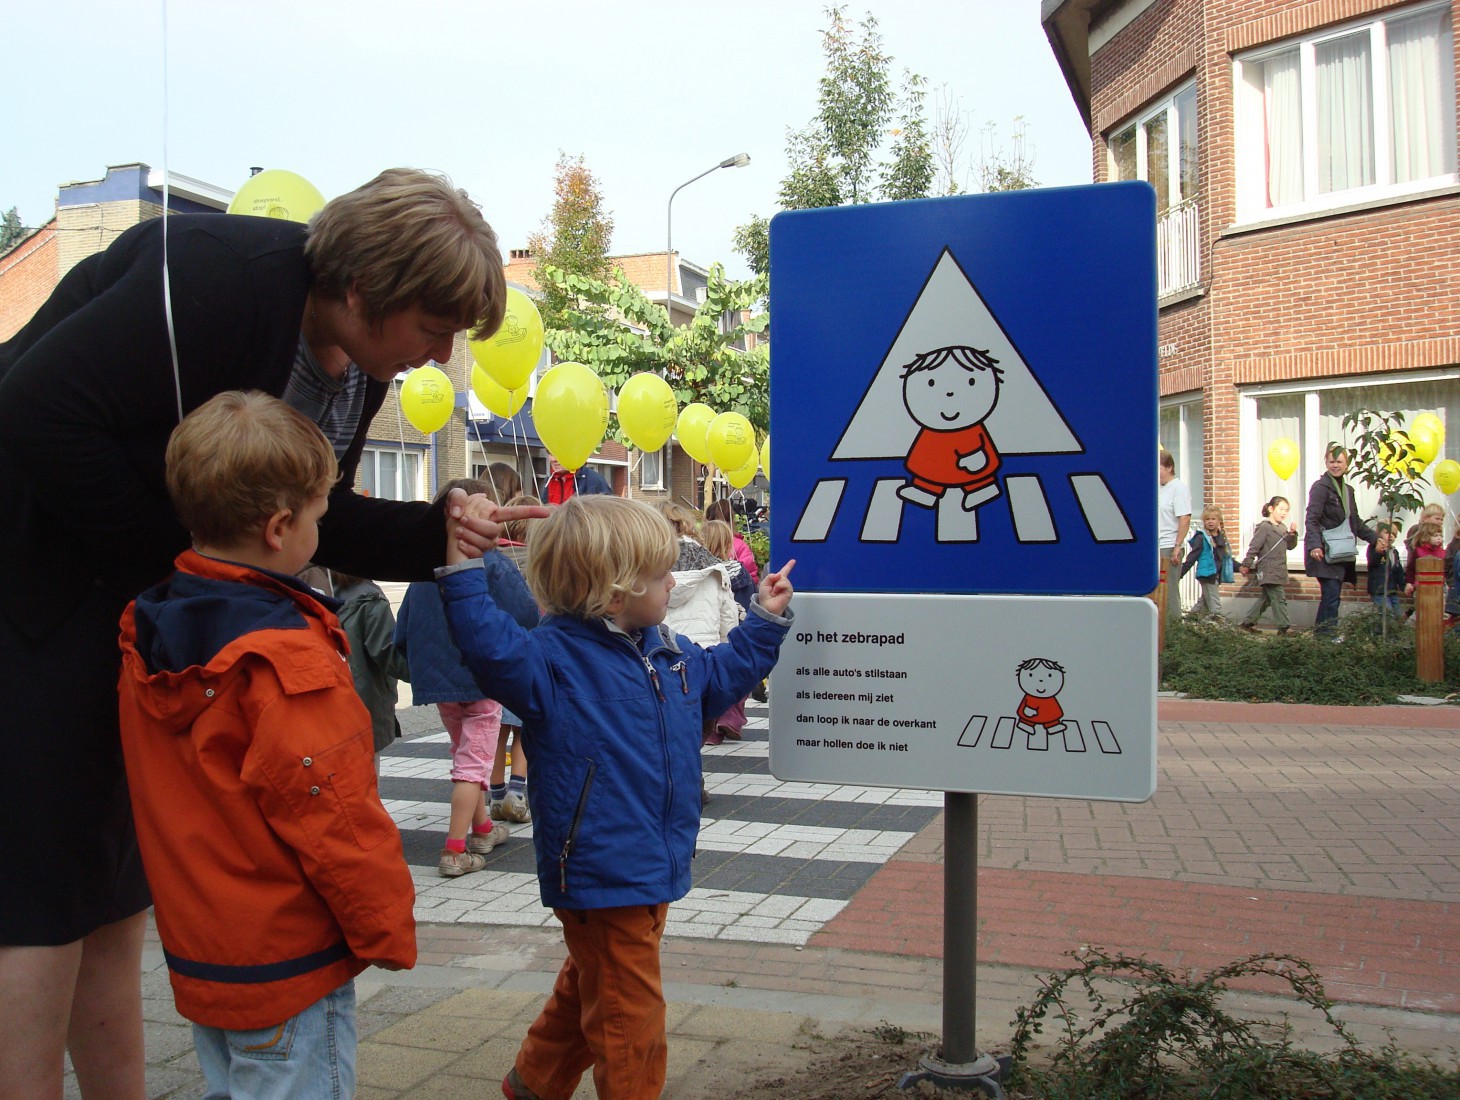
left=499, top=790, right=531, bottom=823
left=466, top=823, right=509, bottom=855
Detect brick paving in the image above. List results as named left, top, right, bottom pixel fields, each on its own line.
left=815, top=700, right=1460, bottom=1014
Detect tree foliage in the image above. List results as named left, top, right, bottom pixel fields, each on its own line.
left=733, top=7, right=1039, bottom=276
left=529, top=155, right=614, bottom=332
left=0, top=207, right=25, bottom=254
left=1341, top=409, right=1430, bottom=527
left=538, top=262, right=770, bottom=436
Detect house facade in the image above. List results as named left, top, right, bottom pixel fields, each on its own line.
left=1044, top=0, right=1458, bottom=619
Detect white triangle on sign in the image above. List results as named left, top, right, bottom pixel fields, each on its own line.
left=830, top=249, right=1082, bottom=460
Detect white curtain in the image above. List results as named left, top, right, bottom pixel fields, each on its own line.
left=1252, top=395, right=1304, bottom=557
left=1389, top=10, right=1454, bottom=183
left=1263, top=50, right=1304, bottom=206
left=1317, top=32, right=1375, bottom=193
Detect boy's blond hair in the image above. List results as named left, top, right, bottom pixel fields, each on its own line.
left=306, top=167, right=506, bottom=340
left=166, top=391, right=337, bottom=548
left=656, top=501, right=702, bottom=540
left=527, top=497, right=676, bottom=619
left=701, top=519, right=734, bottom=560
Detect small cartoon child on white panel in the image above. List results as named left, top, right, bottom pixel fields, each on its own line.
left=895, top=345, right=1004, bottom=514
left=1013, top=657, right=1066, bottom=737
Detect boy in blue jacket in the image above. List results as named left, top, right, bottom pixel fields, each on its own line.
left=436, top=494, right=794, bottom=1100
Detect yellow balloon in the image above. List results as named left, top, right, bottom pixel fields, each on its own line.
left=532, top=362, right=608, bottom=471
left=1266, top=437, right=1299, bottom=481
left=1408, top=424, right=1440, bottom=465
left=471, top=364, right=526, bottom=418
left=1412, top=412, right=1444, bottom=445
left=676, top=403, right=716, bottom=464
left=226, top=169, right=325, bottom=223
left=469, top=288, right=544, bottom=390
left=399, top=365, right=455, bottom=434
left=616, top=373, right=679, bottom=452
left=1434, top=459, right=1460, bottom=496
left=1379, top=431, right=1427, bottom=477
left=760, top=435, right=770, bottom=479
left=707, top=412, right=755, bottom=472
left=725, top=454, right=759, bottom=489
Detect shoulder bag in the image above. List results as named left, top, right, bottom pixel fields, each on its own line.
left=1320, top=475, right=1357, bottom=563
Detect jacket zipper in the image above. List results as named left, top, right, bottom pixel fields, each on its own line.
left=559, top=760, right=597, bottom=894
left=620, top=632, right=680, bottom=883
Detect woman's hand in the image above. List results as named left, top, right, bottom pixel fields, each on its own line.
left=445, top=488, right=550, bottom=563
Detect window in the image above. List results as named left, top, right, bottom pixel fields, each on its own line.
left=1160, top=396, right=1204, bottom=512
left=359, top=446, right=424, bottom=502
left=1108, top=82, right=1198, bottom=213
left=1234, top=3, right=1455, bottom=220
left=638, top=447, right=664, bottom=490
left=1242, top=371, right=1460, bottom=550
left=1110, top=83, right=1201, bottom=296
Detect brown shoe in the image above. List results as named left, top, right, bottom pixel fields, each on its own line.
left=503, top=1067, right=543, bottom=1100
left=438, top=848, right=487, bottom=877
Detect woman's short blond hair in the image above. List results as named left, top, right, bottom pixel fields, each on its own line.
left=701, top=519, right=734, bottom=560
left=166, top=391, right=337, bottom=548
left=526, top=496, right=676, bottom=619
left=306, top=167, right=506, bottom=340
left=656, top=501, right=702, bottom=540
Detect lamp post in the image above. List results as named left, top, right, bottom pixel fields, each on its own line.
left=664, top=153, right=750, bottom=509
left=665, top=153, right=750, bottom=323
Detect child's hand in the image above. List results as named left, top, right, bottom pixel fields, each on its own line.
left=1240, top=565, right=1249, bottom=576
left=1405, top=583, right=1415, bottom=596
left=445, top=488, right=550, bottom=562
left=758, top=559, right=796, bottom=616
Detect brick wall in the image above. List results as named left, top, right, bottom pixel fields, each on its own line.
left=1086, top=0, right=1460, bottom=608
left=0, top=224, right=58, bottom=342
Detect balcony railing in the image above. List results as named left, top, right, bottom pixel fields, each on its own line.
left=1157, top=198, right=1201, bottom=298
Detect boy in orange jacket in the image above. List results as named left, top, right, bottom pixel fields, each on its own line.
left=117, top=391, right=415, bottom=1096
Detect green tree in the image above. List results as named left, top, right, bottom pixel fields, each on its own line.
left=538, top=262, right=770, bottom=436
left=733, top=6, right=933, bottom=276
left=0, top=207, right=25, bottom=254
left=529, top=155, right=614, bottom=331
left=1341, top=408, right=1430, bottom=636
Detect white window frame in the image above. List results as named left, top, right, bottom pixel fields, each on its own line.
left=1107, top=80, right=1198, bottom=212
left=359, top=444, right=426, bottom=502
left=1238, top=366, right=1460, bottom=557
left=1232, top=1, right=1456, bottom=224
left=638, top=447, right=665, bottom=490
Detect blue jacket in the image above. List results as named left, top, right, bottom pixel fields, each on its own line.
left=394, top=552, right=538, bottom=704
left=437, top=559, right=791, bottom=910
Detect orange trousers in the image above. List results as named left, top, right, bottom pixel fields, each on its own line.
left=514, top=904, right=669, bottom=1100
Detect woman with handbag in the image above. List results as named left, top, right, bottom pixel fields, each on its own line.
left=1304, top=443, right=1378, bottom=637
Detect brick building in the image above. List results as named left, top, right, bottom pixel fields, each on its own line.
left=1043, top=0, right=1458, bottom=621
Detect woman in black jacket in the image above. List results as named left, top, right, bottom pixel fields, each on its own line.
left=0, top=168, right=542, bottom=1094
left=1304, top=442, right=1377, bottom=636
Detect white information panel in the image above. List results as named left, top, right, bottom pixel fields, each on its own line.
left=770, top=592, right=1157, bottom=802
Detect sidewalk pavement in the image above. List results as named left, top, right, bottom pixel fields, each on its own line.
left=115, top=700, right=1460, bottom=1098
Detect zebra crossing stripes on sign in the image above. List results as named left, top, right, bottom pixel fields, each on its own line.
left=769, top=183, right=1158, bottom=596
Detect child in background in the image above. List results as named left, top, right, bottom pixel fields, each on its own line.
left=1445, top=526, right=1460, bottom=625
left=1404, top=517, right=1446, bottom=598
left=117, top=392, right=415, bottom=1096
left=701, top=518, right=753, bottom=746
left=1182, top=504, right=1232, bottom=618
left=1366, top=524, right=1406, bottom=617
left=1405, top=502, right=1446, bottom=553
left=436, top=495, right=794, bottom=1100
left=706, top=497, right=759, bottom=583
left=330, top=570, right=410, bottom=768
left=394, top=477, right=538, bottom=876
left=1239, top=495, right=1299, bottom=633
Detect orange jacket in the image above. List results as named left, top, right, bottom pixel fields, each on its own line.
left=118, top=550, right=415, bottom=1029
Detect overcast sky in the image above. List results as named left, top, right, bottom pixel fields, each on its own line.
left=3, top=1, right=1091, bottom=281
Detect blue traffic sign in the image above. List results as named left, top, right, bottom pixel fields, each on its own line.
left=769, top=183, right=1158, bottom=596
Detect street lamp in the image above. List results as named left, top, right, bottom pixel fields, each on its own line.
left=665, top=153, right=750, bottom=321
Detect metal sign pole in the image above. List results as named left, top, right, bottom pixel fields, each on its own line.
left=898, top=791, right=1008, bottom=1096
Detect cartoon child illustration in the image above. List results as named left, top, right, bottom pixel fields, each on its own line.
left=896, top=345, right=1003, bottom=513
left=1013, top=657, right=1066, bottom=737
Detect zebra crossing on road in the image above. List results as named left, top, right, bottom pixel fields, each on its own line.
left=379, top=703, right=940, bottom=945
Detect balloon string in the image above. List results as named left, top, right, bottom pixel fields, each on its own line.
left=160, top=0, right=183, bottom=423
